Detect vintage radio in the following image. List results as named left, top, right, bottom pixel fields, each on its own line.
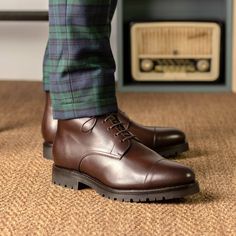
left=131, top=22, right=221, bottom=82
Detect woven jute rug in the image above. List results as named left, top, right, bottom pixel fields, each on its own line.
left=0, top=82, right=235, bottom=236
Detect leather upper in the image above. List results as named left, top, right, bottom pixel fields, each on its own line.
left=42, top=93, right=187, bottom=151
left=118, top=110, right=186, bottom=149
left=53, top=115, right=195, bottom=190
left=41, top=92, right=57, bottom=144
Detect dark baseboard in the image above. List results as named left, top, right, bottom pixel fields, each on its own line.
left=0, top=11, right=48, bottom=21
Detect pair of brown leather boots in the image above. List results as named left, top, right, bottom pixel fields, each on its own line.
left=42, top=92, right=199, bottom=202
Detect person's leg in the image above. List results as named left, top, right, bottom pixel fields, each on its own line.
left=42, top=0, right=189, bottom=159
left=43, top=42, right=50, bottom=91
left=43, top=0, right=117, bottom=93
left=48, top=0, right=118, bottom=120
left=43, top=0, right=199, bottom=202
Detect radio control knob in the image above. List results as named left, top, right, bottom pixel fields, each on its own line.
left=141, top=59, right=154, bottom=72
left=197, top=60, right=210, bottom=72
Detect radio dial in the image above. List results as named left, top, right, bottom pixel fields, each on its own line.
left=197, top=60, right=210, bottom=72
left=155, top=65, right=164, bottom=72
left=186, top=65, right=196, bottom=72
left=141, top=59, right=154, bottom=72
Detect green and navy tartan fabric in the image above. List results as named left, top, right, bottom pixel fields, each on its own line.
left=43, top=0, right=118, bottom=119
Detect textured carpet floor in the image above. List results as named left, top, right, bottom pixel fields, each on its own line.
left=0, top=81, right=235, bottom=236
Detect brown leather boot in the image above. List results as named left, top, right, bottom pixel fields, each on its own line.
left=52, top=114, right=199, bottom=202
left=42, top=92, right=189, bottom=160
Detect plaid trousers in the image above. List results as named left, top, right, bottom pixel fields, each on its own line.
left=43, top=0, right=118, bottom=119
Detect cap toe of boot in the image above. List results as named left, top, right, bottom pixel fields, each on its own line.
left=145, top=159, right=196, bottom=189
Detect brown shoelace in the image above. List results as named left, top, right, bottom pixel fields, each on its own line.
left=103, top=114, right=135, bottom=143
left=81, top=114, right=136, bottom=143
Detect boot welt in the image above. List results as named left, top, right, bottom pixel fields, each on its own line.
left=52, top=165, right=199, bottom=202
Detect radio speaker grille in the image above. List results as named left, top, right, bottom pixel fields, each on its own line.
left=137, top=27, right=213, bottom=56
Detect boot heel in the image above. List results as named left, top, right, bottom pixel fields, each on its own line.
left=52, top=165, right=80, bottom=190
left=43, top=142, right=53, bottom=160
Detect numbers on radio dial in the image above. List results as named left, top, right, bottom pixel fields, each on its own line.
left=140, top=59, right=211, bottom=73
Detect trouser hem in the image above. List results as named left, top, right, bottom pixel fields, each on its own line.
left=43, top=83, right=50, bottom=92
left=53, top=102, right=118, bottom=120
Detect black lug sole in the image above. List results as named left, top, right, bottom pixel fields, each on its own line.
left=52, top=165, right=199, bottom=202
left=43, top=142, right=189, bottom=160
